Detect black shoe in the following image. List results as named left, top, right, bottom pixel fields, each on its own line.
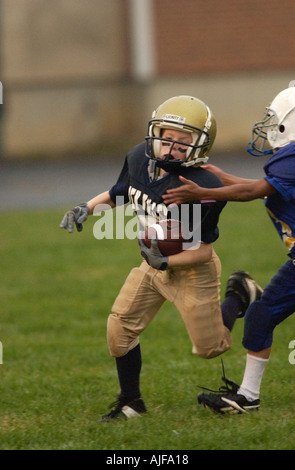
left=100, top=395, right=147, bottom=422
left=197, top=361, right=260, bottom=414
left=225, top=270, right=263, bottom=318
left=198, top=390, right=260, bottom=414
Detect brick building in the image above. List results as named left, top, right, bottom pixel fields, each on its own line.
left=1, top=0, right=295, bottom=158
left=154, top=0, right=295, bottom=75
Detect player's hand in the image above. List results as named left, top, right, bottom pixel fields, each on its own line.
left=138, top=237, right=168, bottom=271
left=60, top=202, right=90, bottom=233
left=162, top=176, right=204, bottom=205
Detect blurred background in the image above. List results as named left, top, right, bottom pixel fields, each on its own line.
left=1, top=0, right=295, bottom=208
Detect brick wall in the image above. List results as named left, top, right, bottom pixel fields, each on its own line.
left=1, top=0, right=295, bottom=158
left=154, top=0, right=295, bottom=75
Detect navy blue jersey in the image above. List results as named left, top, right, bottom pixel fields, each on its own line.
left=109, top=142, right=226, bottom=244
left=264, top=142, right=295, bottom=258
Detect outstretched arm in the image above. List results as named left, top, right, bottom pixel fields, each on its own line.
left=201, top=164, right=258, bottom=186
left=60, top=190, right=115, bottom=233
left=162, top=175, right=276, bottom=205
left=87, top=190, right=116, bottom=214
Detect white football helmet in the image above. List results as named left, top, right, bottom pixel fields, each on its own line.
left=248, top=84, right=295, bottom=156
left=145, top=95, right=216, bottom=178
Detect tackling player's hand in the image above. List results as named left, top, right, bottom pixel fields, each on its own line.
left=138, top=237, right=168, bottom=271
left=60, top=202, right=90, bottom=233
left=162, top=176, right=204, bottom=205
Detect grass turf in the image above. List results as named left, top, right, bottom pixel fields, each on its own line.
left=0, top=200, right=294, bottom=450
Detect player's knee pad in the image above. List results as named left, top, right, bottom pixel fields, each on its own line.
left=107, top=313, right=126, bottom=357
left=107, top=313, right=139, bottom=357
left=192, top=333, right=232, bottom=359
left=196, top=349, right=223, bottom=359
left=242, top=301, right=274, bottom=351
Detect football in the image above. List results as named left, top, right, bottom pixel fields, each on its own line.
left=142, top=219, right=188, bottom=256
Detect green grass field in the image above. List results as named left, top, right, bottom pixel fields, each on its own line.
left=1, top=200, right=294, bottom=450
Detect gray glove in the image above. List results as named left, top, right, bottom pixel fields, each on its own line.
left=60, top=202, right=90, bottom=233
left=138, top=237, right=168, bottom=271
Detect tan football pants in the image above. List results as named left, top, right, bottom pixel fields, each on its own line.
left=107, top=249, right=232, bottom=359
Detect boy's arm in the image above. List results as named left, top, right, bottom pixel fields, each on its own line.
left=201, top=164, right=257, bottom=186
left=87, top=190, right=116, bottom=214
left=138, top=238, right=213, bottom=271
left=162, top=176, right=276, bottom=205
left=60, top=191, right=115, bottom=233
left=167, top=242, right=212, bottom=267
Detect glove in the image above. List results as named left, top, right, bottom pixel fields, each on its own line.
left=60, top=202, right=90, bottom=233
left=138, top=237, right=168, bottom=271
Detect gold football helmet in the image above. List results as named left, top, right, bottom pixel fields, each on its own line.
left=145, top=95, right=216, bottom=178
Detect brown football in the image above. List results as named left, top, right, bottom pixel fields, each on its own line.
left=143, top=219, right=188, bottom=256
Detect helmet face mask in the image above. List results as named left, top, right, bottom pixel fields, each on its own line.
left=145, top=95, right=216, bottom=178
left=247, top=109, right=277, bottom=157
left=146, top=119, right=210, bottom=170
left=247, top=86, right=295, bottom=157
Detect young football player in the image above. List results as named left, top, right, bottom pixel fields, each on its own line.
left=60, top=95, right=262, bottom=421
left=163, top=85, right=295, bottom=414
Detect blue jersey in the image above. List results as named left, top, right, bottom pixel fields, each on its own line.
left=264, top=142, right=295, bottom=259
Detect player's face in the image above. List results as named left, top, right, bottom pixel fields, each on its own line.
left=159, top=129, right=193, bottom=161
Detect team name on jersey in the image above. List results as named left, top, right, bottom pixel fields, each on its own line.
left=128, top=185, right=168, bottom=219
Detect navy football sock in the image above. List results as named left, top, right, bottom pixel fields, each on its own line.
left=115, top=343, right=142, bottom=400
left=221, top=293, right=243, bottom=331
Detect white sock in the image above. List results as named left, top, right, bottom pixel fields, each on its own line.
left=238, top=353, right=269, bottom=402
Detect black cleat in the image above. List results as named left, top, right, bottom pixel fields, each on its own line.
left=100, top=395, right=147, bottom=422
left=197, top=361, right=260, bottom=414
left=198, top=390, right=260, bottom=414
left=225, top=270, right=263, bottom=318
